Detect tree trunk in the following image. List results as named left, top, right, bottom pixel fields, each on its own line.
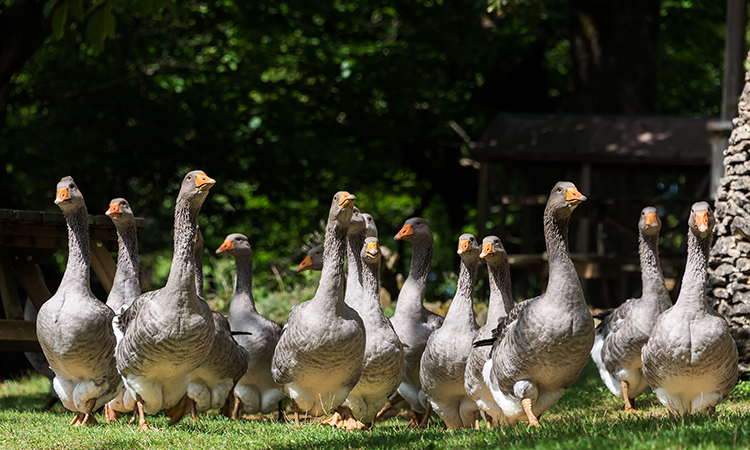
left=0, top=0, right=54, bottom=126
left=568, top=0, right=660, bottom=114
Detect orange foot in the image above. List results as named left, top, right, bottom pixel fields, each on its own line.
left=105, top=404, right=121, bottom=423
left=322, top=407, right=367, bottom=431
left=164, top=393, right=190, bottom=426
left=70, top=412, right=85, bottom=426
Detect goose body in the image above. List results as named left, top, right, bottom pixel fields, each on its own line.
left=388, top=218, right=444, bottom=422
left=591, top=206, right=671, bottom=410
left=342, top=231, right=405, bottom=426
left=482, top=181, right=593, bottom=426
left=217, top=233, right=285, bottom=416
left=465, top=236, right=514, bottom=427
left=420, top=233, right=481, bottom=429
left=187, top=229, right=249, bottom=415
left=113, top=170, right=217, bottom=429
left=271, top=192, right=366, bottom=421
left=641, top=202, right=738, bottom=413
left=104, top=198, right=142, bottom=418
left=35, top=176, right=121, bottom=425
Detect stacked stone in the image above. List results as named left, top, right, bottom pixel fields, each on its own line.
left=709, top=60, right=750, bottom=373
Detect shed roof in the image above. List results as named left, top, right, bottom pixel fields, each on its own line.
left=475, top=114, right=715, bottom=166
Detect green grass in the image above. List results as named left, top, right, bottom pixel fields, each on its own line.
left=2, top=361, right=750, bottom=450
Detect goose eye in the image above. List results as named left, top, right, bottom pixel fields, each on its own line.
left=557, top=187, right=563, bottom=192
left=188, top=175, right=192, bottom=180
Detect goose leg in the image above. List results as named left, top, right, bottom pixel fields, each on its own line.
left=277, top=400, right=285, bottom=422
left=70, top=412, right=85, bottom=426
left=189, top=398, right=198, bottom=421
left=621, top=381, right=635, bottom=412
left=104, top=403, right=121, bottom=422
left=129, top=409, right=138, bottom=424
left=136, top=395, right=150, bottom=431
left=522, top=398, right=540, bottom=427
left=406, top=410, right=423, bottom=428
left=374, top=393, right=404, bottom=422
left=418, top=402, right=432, bottom=427
left=322, top=406, right=366, bottom=431
left=43, top=395, right=59, bottom=410
left=293, top=400, right=301, bottom=427
left=220, top=392, right=234, bottom=419
left=232, top=396, right=241, bottom=421
left=164, top=393, right=189, bottom=425
left=486, top=414, right=494, bottom=429
left=473, top=410, right=481, bottom=430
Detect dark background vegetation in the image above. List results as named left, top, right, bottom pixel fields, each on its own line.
left=0, top=0, right=733, bottom=306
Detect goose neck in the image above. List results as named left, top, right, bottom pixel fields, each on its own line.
left=639, top=232, right=669, bottom=300
left=345, top=229, right=366, bottom=303
left=444, top=255, right=478, bottom=324
left=486, top=259, right=513, bottom=327
left=394, top=242, right=433, bottom=315
left=164, top=196, right=201, bottom=303
left=315, top=221, right=348, bottom=306
left=359, top=259, right=382, bottom=315
left=544, top=209, right=579, bottom=293
left=108, top=222, right=140, bottom=309
left=229, top=253, right=256, bottom=313
left=676, top=231, right=711, bottom=309
left=60, top=205, right=91, bottom=288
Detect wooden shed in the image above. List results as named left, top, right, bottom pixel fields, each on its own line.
left=473, top=114, right=715, bottom=309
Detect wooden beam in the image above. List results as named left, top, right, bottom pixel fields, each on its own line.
left=0, top=250, right=25, bottom=320
left=0, top=319, right=40, bottom=352
left=90, top=241, right=116, bottom=293
left=11, top=261, right=51, bottom=311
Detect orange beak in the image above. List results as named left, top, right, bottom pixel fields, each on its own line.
left=395, top=223, right=413, bottom=241
left=695, top=210, right=709, bottom=233
left=480, top=242, right=493, bottom=259
left=195, top=173, right=216, bottom=191
left=296, top=255, right=313, bottom=273
left=457, top=239, right=470, bottom=255
left=338, top=192, right=356, bottom=209
left=366, top=241, right=379, bottom=258
left=645, top=212, right=658, bottom=227
left=106, top=202, right=122, bottom=218
left=55, top=187, right=71, bottom=205
left=566, top=187, right=586, bottom=206
left=216, top=239, right=233, bottom=254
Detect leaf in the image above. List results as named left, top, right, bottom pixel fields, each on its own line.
left=103, top=7, right=116, bottom=39
left=52, top=5, right=68, bottom=41
left=68, top=0, right=85, bottom=21
left=86, top=7, right=107, bottom=55
left=110, top=0, right=127, bottom=14
left=42, top=0, right=58, bottom=18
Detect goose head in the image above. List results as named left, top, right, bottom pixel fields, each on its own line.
left=689, top=201, right=715, bottom=240
left=362, top=213, right=378, bottom=238
left=457, top=233, right=481, bottom=262
left=295, top=244, right=323, bottom=272
left=106, top=197, right=136, bottom=226
left=395, top=217, right=432, bottom=245
left=216, top=233, right=253, bottom=258
left=639, top=206, right=661, bottom=238
left=329, top=191, right=356, bottom=229
left=547, top=181, right=587, bottom=219
left=180, top=170, right=216, bottom=204
left=54, top=176, right=86, bottom=212
left=348, top=207, right=366, bottom=236
left=362, top=236, right=381, bottom=264
left=480, top=235, right=508, bottom=265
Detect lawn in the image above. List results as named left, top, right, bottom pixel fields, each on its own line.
left=2, top=360, right=750, bottom=450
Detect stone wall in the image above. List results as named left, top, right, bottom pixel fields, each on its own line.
left=709, top=58, right=750, bottom=373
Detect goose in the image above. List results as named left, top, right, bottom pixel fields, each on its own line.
left=113, top=170, right=216, bottom=430
left=379, top=217, right=444, bottom=427
left=35, top=176, right=122, bottom=426
left=271, top=191, right=366, bottom=426
left=185, top=228, right=250, bottom=420
left=465, top=236, right=514, bottom=428
left=216, top=233, right=285, bottom=419
left=641, top=202, right=738, bottom=413
left=591, top=206, right=671, bottom=411
left=338, top=233, right=404, bottom=429
left=420, top=233, right=481, bottom=429
left=296, top=245, right=324, bottom=272
left=103, top=197, right=142, bottom=422
left=480, top=181, right=593, bottom=427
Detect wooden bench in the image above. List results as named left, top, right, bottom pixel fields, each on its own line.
left=0, top=209, right=144, bottom=352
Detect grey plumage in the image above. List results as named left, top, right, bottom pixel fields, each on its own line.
left=218, top=233, right=285, bottom=415
left=271, top=191, right=366, bottom=416
left=389, top=217, right=444, bottom=416
left=420, top=233, right=481, bottom=429
left=36, top=176, right=121, bottom=425
left=591, top=206, right=671, bottom=408
left=114, top=171, right=216, bottom=427
left=641, top=202, right=738, bottom=413
left=105, top=198, right=141, bottom=313
left=483, top=181, right=594, bottom=426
